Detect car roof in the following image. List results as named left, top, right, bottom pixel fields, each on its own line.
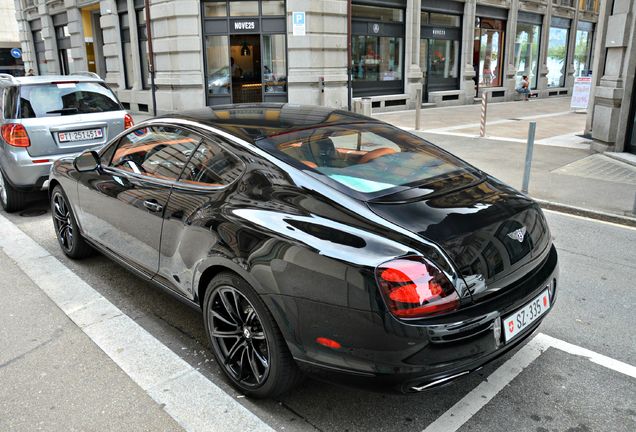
left=1, top=74, right=104, bottom=86
left=154, top=103, right=382, bottom=143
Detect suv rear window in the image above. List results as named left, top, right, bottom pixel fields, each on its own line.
left=256, top=123, right=481, bottom=200
left=19, top=82, right=122, bottom=118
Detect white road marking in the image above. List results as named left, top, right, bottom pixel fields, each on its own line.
left=0, top=213, right=274, bottom=432
left=422, top=333, right=636, bottom=432
left=543, top=209, right=636, bottom=231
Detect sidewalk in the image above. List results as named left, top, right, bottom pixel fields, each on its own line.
left=0, top=250, right=183, bottom=432
left=374, top=97, right=636, bottom=221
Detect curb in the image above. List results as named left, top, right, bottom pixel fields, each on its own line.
left=534, top=199, right=636, bottom=228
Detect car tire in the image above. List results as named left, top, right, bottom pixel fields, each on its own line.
left=203, top=272, right=303, bottom=398
left=0, top=171, right=27, bottom=213
left=50, top=185, right=94, bottom=259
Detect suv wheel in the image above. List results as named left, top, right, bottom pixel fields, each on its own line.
left=0, top=171, right=27, bottom=213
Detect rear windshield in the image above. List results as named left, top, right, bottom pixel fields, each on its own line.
left=255, top=123, right=480, bottom=200
left=19, top=82, right=122, bottom=118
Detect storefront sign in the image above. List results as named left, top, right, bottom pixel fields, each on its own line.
left=421, top=27, right=461, bottom=40
left=369, top=23, right=383, bottom=34
left=292, top=12, right=305, bottom=36
left=571, top=77, right=592, bottom=110
left=230, top=19, right=259, bottom=33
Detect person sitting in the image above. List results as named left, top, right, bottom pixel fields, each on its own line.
left=516, top=75, right=531, bottom=101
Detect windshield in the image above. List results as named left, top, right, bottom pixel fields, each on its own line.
left=256, top=123, right=480, bottom=199
left=19, top=81, right=122, bottom=118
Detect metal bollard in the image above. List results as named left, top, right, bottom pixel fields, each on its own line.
left=480, top=91, right=488, bottom=137
left=521, top=121, right=537, bottom=194
left=415, top=88, right=422, bottom=130
left=361, top=97, right=372, bottom=117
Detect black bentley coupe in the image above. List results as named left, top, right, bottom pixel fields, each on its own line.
left=49, top=104, right=558, bottom=398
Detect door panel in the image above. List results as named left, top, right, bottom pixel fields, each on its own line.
left=76, top=126, right=202, bottom=276
left=158, top=134, right=245, bottom=298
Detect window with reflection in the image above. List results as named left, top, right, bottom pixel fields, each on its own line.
left=179, top=137, right=243, bottom=187
left=262, top=0, right=285, bottom=15
left=109, top=127, right=202, bottom=180
left=574, top=24, right=593, bottom=77
left=474, top=18, right=506, bottom=88
left=262, top=34, right=287, bottom=93
left=206, top=36, right=230, bottom=95
left=514, top=23, right=541, bottom=89
left=230, top=1, right=259, bottom=16
left=204, top=1, right=227, bottom=17
left=547, top=24, right=570, bottom=87
left=351, top=3, right=405, bottom=96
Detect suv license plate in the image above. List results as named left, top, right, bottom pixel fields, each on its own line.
left=503, top=289, right=550, bottom=343
left=58, top=128, right=103, bottom=143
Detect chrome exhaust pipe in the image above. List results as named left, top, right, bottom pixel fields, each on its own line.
left=410, top=370, right=470, bottom=392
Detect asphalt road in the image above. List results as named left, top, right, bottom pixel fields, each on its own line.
left=1, top=197, right=634, bottom=432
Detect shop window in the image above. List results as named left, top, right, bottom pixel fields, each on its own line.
left=204, top=1, right=227, bottom=17
left=118, top=1, right=134, bottom=89
left=262, top=1, right=285, bottom=16
left=230, top=1, right=259, bottom=16
left=547, top=26, right=569, bottom=87
left=428, top=13, right=460, bottom=27
left=514, top=23, right=541, bottom=89
left=352, top=36, right=403, bottom=84
left=263, top=34, right=287, bottom=93
left=136, top=7, right=150, bottom=89
left=474, top=18, right=505, bottom=89
left=574, top=26, right=593, bottom=77
left=352, top=4, right=403, bottom=23
left=206, top=35, right=230, bottom=95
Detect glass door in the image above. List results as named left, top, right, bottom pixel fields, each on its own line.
left=230, top=34, right=262, bottom=103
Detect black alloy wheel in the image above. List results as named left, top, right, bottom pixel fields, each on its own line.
left=50, top=186, right=93, bottom=259
left=203, top=272, right=302, bottom=398
left=210, top=286, right=271, bottom=387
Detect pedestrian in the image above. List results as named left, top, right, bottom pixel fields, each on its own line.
left=516, top=75, right=530, bottom=101
left=26, top=68, right=34, bottom=76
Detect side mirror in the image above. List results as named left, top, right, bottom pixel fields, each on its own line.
left=73, top=150, right=100, bottom=172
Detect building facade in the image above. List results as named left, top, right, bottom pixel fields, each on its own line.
left=1, top=0, right=24, bottom=76
left=14, top=0, right=600, bottom=114
left=585, top=0, right=635, bottom=154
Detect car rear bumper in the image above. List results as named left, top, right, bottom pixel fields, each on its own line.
left=0, top=147, right=76, bottom=190
left=266, top=245, right=558, bottom=393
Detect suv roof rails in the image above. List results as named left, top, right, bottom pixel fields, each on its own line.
left=0, top=73, right=17, bottom=84
left=73, top=71, right=101, bottom=79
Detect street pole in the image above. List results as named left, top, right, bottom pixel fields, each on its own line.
left=522, top=121, right=537, bottom=194
left=144, top=0, right=157, bottom=117
left=479, top=91, right=488, bottom=137
left=415, top=88, right=422, bottom=130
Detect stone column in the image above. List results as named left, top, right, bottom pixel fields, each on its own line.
left=99, top=0, right=126, bottom=90
left=537, top=0, right=552, bottom=97
left=587, top=0, right=636, bottom=151
left=127, top=0, right=143, bottom=91
left=504, top=0, right=519, bottom=100
left=286, top=0, right=348, bottom=109
left=66, top=7, right=88, bottom=73
left=564, top=3, right=580, bottom=90
left=405, top=0, right=423, bottom=108
left=460, top=0, right=476, bottom=104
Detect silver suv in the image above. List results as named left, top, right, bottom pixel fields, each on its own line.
left=0, top=73, right=132, bottom=212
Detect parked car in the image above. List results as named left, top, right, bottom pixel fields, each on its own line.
left=0, top=73, right=132, bottom=212
left=49, top=104, right=558, bottom=398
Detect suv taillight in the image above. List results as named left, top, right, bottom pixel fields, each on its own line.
left=1, top=124, right=30, bottom=147
left=376, top=257, right=459, bottom=318
left=124, top=113, right=134, bottom=129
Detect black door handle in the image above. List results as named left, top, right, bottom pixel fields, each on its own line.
left=143, top=200, right=163, bottom=213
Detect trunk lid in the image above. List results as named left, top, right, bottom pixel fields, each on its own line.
left=367, top=176, right=552, bottom=302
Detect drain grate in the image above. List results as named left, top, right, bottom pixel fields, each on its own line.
left=552, top=154, right=636, bottom=185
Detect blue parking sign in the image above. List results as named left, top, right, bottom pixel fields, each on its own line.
left=293, top=12, right=305, bottom=26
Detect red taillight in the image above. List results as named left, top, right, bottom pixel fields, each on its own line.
left=376, top=257, right=459, bottom=318
left=1, top=124, right=30, bottom=147
left=124, top=113, right=134, bottom=129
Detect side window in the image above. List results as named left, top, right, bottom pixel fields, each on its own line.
left=178, top=136, right=243, bottom=187
left=108, top=126, right=202, bottom=181
left=3, top=86, right=18, bottom=119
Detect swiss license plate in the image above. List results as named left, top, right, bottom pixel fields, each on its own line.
left=58, top=128, right=103, bottom=143
left=503, top=289, right=550, bottom=343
